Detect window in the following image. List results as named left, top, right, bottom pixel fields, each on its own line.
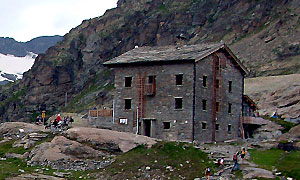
left=216, top=123, right=219, bottom=131
left=228, top=124, right=232, bottom=132
left=124, top=99, right=132, bottom=110
left=175, top=97, right=183, bottom=109
left=163, top=122, right=171, bottom=129
left=228, top=81, right=232, bottom=93
left=216, top=102, right=220, bottom=112
left=125, top=77, right=132, bottom=87
left=202, top=99, right=207, bottom=110
left=148, top=75, right=155, bottom=84
left=120, top=118, right=128, bottom=124
left=175, top=74, right=183, bottom=85
left=216, top=79, right=220, bottom=88
left=203, top=75, right=207, bottom=87
left=215, top=56, right=220, bottom=70
left=228, top=103, right=232, bottom=114
left=202, top=122, right=207, bottom=130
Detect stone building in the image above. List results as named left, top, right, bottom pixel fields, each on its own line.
left=104, top=42, right=249, bottom=143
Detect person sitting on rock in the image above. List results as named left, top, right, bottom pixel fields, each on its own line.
left=35, top=116, right=41, bottom=125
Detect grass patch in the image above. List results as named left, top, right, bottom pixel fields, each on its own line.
left=249, top=149, right=300, bottom=179
left=263, top=116, right=296, bottom=133
left=104, top=141, right=215, bottom=179
left=0, top=141, right=27, bottom=157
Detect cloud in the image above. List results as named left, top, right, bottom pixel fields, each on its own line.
left=0, top=0, right=117, bottom=42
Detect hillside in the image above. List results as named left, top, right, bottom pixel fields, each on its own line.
left=0, top=0, right=299, bottom=122
left=0, top=35, right=63, bottom=57
left=245, top=74, right=300, bottom=119
left=0, top=122, right=299, bottom=179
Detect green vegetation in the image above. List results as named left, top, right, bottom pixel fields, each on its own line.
left=0, top=141, right=27, bottom=157
left=263, top=116, right=296, bottom=133
left=63, top=69, right=114, bottom=113
left=104, top=141, right=215, bottom=179
left=249, top=148, right=300, bottom=179
left=0, top=140, right=214, bottom=179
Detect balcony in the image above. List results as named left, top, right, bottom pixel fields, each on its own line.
left=144, top=83, right=156, bottom=96
left=241, top=116, right=267, bottom=125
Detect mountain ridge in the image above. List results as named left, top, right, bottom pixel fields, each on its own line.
left=0, top=35, right=63, bottom=57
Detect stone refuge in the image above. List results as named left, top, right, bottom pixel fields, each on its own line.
left=103, top=42, right=261, bottom=143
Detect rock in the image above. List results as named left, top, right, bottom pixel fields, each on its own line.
left=28, top=136, right=113, bottom=171
left=277, top=124, right=300, bottom=142
left=29, top=136, right=105, bottom=162
left=0, top=122, right=48, bottom=139
left=243, top=167, right=275, bottom=179
left=64, top=127, right=157, bottom=152
left=5, top=173, right=65, bottom=180
left=5, top=153, right=23, bottom=159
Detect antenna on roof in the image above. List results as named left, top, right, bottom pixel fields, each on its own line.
left=176, top=33, right=187, bottom=49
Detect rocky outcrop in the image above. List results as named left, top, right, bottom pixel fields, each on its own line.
left=0, top=122, right=48, bottom=139
left=0, top=0, right=299, bottom=122
left=64, top=127, right=157, bottom=152
left=6, top=174, right=65, bottom=180
left=277, top=124, right=300, bottom=142
left=29, top=136, right=106, bottom=162
left=245, top=74, right=300, bottom=118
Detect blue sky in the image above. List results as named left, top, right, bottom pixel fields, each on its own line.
left=0, top=0, right=118, bottom=42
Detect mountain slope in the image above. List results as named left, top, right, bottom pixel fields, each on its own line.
left=0, top=35, right=63, bottom=57
left=0, top=0, right=299, bottom=122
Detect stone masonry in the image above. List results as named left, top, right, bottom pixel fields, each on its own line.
left=104, top=42, right=248, bottom=143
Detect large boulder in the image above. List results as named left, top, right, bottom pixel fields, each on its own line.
left=0, top=122, right=48, bottom=139
left=29, top=136, right=105, bottom=162
left=243, top=167, right=275, bottom=179
left=277, top=124, right=300, bottom=142
left=64, top=127, right=157, bottom=152
left=252, top=120, right=282, bottom=141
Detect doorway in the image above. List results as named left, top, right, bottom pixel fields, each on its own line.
left=144, top=120, right=151, bottom=137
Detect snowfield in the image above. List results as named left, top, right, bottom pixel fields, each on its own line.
left=0, top=53, right=35, bottom=84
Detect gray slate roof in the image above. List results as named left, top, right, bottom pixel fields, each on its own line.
left=104, top=42, right=248, bottom=74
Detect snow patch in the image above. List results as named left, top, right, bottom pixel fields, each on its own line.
left=0, top=53, right=35, bottom=84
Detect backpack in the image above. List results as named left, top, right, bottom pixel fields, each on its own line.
left=233, top=154, right=237, bottom=161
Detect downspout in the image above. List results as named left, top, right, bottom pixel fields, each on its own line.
left=241, top=73, right=245, bottom=139
left=192, top=62, right=196, bottom=142
left=112, top=99, right=115, bottom=124
left=136, top=106, right=139, bottom=134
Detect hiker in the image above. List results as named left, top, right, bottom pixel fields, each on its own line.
left=241, top=147, right=247, bottom=164
left=205, top=167, right=211, bottom=180
left=232, top=151, right=240, bottom=171
left=218, top=158, right=224, bottom=168
left=56, top=114, right=62, bottom=122
left=69, top=116, right=74, bottom=125
left=35, top=116, right=41, bottom=125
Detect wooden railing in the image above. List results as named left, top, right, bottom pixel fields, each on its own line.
left=241, top=116, right=267, bottom=125
left=89, top=109, right=113, bottom=118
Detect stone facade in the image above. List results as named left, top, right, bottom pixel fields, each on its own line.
left=105, top=43, right=248, bottom=143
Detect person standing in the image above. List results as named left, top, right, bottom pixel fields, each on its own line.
left=205, top=167, right=211, bottom=180
left=232, top=152, right=240, bottom=171
left=241, top=147, right=247, bottom=164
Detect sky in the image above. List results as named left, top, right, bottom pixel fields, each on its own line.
left=0, top=0, right=118, bottom=42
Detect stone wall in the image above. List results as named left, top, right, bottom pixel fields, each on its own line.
left=194, top=50, right=243, bottom=142
left=112, top=50, right=244, bottom=142
left=113, top=62, right=194, bottom=141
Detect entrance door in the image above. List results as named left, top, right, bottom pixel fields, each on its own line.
left=144, top=120, right=151, bottom=137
